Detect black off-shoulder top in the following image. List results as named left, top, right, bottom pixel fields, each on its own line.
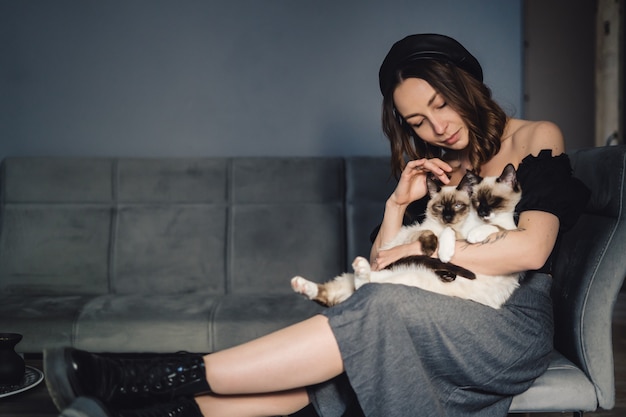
left=515, top=150, right=590, bottom=232
left=373, top=150, right=591, bottom=274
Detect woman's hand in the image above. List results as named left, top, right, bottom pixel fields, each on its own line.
left=372, top=241, right=426, bottom=271
left=389, top=158, right=452, bottom=207
left=370, top=158, right=452, bottom=267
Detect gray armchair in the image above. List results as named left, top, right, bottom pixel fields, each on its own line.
left=509, top=145, right=626, bottom=416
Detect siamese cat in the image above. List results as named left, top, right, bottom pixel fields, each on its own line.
left=291, top=164, right=522, bottom=309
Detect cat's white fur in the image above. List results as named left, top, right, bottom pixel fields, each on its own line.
left=291, top=164, right=522, bottom=309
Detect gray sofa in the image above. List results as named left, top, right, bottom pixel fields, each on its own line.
left=1, top=147, right=626, bottom=414
left=0, top=156, right=396, bottom=353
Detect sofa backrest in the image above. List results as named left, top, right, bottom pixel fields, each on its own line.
left=345, top=157, right=397, bottom=262
left=0, top=158, right=114, bottom=295
left=0, top=157, right=367, bottom=296
left=551, top=145, right=626, bottom=409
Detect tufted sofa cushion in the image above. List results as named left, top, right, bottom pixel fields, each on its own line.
left=0, top=156, right=393, bottom=352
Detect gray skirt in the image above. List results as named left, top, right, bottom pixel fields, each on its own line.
left=307, top=272, right=554, bottom=417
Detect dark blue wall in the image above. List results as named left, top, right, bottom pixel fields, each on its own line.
left=0, top=0, right=522, bottom=159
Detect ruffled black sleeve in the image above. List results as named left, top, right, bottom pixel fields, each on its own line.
left=370, top=150, right=591, bottom=246
left=515, top=150, right=591, bottom=232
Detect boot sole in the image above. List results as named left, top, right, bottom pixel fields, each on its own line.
left=44, top=347, right=79, bottom=412
left=59, top=397, right=112, bottom=417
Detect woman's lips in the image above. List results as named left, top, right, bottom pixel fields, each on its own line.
left=444, top=130, right=461, bottom=146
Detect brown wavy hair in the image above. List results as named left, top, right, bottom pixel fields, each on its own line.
left=381, top=60, right=507, bottom=178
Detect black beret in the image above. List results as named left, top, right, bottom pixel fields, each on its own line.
left=379, top=34, right=483, bottom=96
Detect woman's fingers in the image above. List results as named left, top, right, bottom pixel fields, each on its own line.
left=391, top=158, right=453, bottom=206
left=374, top=242, right=423, bottom=270
left=406, top=158, right=452, bottom=183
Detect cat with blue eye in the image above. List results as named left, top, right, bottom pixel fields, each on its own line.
left=292, top=164, right=521, bottom=309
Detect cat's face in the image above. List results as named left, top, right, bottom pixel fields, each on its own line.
left=465, top=164, right=521, bottom=221
left=426, top=179, right=472, bottom=226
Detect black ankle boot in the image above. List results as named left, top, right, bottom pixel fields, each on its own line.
left=44, top=347, right=212, bottom=412
left=59, top=396, right=204, bottom=417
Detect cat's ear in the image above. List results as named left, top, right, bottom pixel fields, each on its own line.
left=426, top=175, right=441, bottom=196
left=457, top=170, right=481, bottom=195
left=497, top=164, right=520, bottom=191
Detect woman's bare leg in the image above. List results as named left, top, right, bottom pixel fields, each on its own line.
left=195, top=389, right=310, bottom=417
left=205, top=314, right=343, bottom=394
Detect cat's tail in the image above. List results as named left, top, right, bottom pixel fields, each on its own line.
left=387, top=255, right=476, bottom=282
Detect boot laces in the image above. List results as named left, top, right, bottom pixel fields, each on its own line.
left=98, top=353, right=203, bottom=399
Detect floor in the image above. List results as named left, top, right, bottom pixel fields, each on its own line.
left=1, top=291, right=624, bottom=417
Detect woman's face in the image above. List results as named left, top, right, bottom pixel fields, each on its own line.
left=393, top=77, right=469, bottom=151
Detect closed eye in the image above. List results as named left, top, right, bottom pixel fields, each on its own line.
left=412, top=119, right=425, bottom=128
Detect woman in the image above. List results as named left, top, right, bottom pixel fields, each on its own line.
left=47, top=34, right=589, bottom=417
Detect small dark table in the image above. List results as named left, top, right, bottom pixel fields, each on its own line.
left=0, top=356, right=57, bottom=417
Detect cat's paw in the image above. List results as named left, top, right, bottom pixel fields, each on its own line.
left=291, top=276, right=319, bottom=299
left=418, top=230, right=438, bottom=256
left=438, top=227, right=456, bottom=263
left=351, top=256, right=371, bottom=282
left=466, top=225, right=499, bottom=243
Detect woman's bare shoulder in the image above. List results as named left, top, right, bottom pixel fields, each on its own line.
left=507, top=119, right=565, bottom=158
